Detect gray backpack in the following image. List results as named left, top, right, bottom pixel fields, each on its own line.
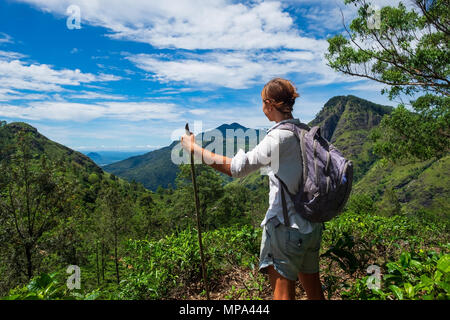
left=273, top=122, right=353, bottom=224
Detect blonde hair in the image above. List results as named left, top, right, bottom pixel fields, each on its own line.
left=262, top=78, right=300, bottom=114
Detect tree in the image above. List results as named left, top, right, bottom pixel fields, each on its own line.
left=0, top=130, right=73, bottom=281
left=95, top=180, right=133, bottom=284
left=326, top=0, right=449, bottom=161
left=173, top=164, right=225, bottom=231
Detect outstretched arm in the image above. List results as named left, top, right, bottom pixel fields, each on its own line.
left=181, top=133, right=232, bottom=177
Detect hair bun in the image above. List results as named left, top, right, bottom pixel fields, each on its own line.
left=262, top=77, right=299, bottom=114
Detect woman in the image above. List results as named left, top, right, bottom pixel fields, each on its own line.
left=180, top=78, right=325, bottom=300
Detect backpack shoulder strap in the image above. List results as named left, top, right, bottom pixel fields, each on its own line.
left=308, top=126, right=321, bottom=139
left=275, top=174, right=290, bottom=226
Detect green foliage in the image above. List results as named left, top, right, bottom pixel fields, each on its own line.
left=0, top=129, right=78, bottom=283
left=342, top=249, right=450, bottom=300
left=376, top=187, right=402, bottom=217
left=371, top=98, right=449, bottom=162
left=119, top=225, right=259, bottom=299
left=88, top=173, right=100, bottom=184
left=2, top=272, right=100, bottom=300
left=320, top=202, right=449, bottom=300
left=321, top=231, right=373, bottom=275
left=326, top=0, right=449, bottom=161
left=346, top=193, right=375, bottom=215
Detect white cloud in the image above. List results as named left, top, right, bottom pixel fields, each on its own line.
left=0, top=88, right=48, bottom=102
left=347, top=81, right=388, bottom=92
left=15, top=0, right=326, bottom=51
left=0, top=101, right=182, bottom=122
left=15, top=0, right=370, bottom=89
left=0, top=50, right=27, bottom=60
left=127, top=49, right=331, bottom=89
left=0, top=33, right=13, bottom=44
left=0, top=102, right=105, bottom=121
left=188, top=108, right=210, bottom=116
left=12, top=0, right=421, bottom=91
left=102, top=102, right=182, bottom=121
left=68, top=90, right=127, bottom=100
left=0, top=58, right=122, bottom=93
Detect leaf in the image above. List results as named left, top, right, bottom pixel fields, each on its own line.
left=434, top=270, right=443, bottom=282
left=84, top=291, right=100, bottom=300
left=389, top=285, right=404, bottom=300
left=436, top=254, right=450, bottom=274
left=404, top=282, right=415, bottom=299
left=415, top=275, right=433, bottom=292
left=27, top=273, right=54, bottom=292
left=400, top=252, right=411, bottom=268
left=386, top=262, right=406, bottom=276
left=410, top=259, right=422, bottom=270
left=436, top=281, right=450, bottom=294
left=1, top=294, right=20, bottom=300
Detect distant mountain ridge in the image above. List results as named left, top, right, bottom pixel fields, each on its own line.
left=102, top=141, right=180, bottom=190
left=215, top=122, right=249, bottom=134
left=103, top=122, right=256, bottom=191
left=84, top=151, right=147, bottom=166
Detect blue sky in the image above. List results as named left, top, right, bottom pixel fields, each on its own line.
left=0, top=0, right=409, bottom=152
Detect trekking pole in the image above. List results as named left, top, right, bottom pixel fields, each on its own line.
left=185, top=123, right=210, bottom=300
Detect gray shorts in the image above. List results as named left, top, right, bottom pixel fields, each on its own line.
left=259, top=218, right=323, bottom=281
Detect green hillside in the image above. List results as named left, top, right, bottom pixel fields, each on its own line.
left=354, top=155, right=450, bottom=220
left=0, top=120, right=152, bottom=294
left=103, top=141, right=180, bottom=191
left=0, top=121, right=102, bottom=175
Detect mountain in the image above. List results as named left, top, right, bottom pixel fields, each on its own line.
left=103, top=122, right=264, bottom=191
left=84, top=151, right=147, bottom=166
left=0, top=121, right=102, bottom=175
left=104, top=95, right=393, bottom=191
left=86, top=152, right=103, bottom=164
left=0, top=120, right=150, bottom=210
left=103, top=141, right=180, bottom=191
left=215, top=122, right=250, bottom=135
left=1, top=91, right=447, bottom=219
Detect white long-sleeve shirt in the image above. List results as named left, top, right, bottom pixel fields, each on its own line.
left=230, top=118, right=319, bottom=233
